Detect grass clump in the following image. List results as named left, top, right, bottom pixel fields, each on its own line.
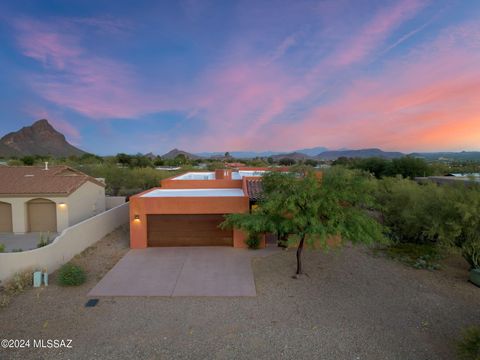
left=0, top=270, right=33, bottom=308
left=57, top=263, right=86, bottom=286
left=0, top=244, right=4, bottom=253
left=457, top=326, right=480, bottom=360
left=37, top=232, right=51, bottom=248
left=375, top=243, right=445, bottom=270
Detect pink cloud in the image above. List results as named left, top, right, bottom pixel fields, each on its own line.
left=327, top=0, right=428, bottom=67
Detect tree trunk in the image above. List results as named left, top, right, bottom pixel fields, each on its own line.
left=296, top=235, right=305, bottom=275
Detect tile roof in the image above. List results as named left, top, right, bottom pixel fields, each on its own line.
left=0, top=166, right=105, bottom=196
left=245, top=178, right=263, bottom=202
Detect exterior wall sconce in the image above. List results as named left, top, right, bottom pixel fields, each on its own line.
left=133, top=215, right=140, bottom=222
left=58, top=202, right=67, bottom=209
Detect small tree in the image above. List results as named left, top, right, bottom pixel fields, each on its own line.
left=222, top=167, right=385, bottom=276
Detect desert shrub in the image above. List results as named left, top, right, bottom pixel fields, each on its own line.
left=57, top=263, right=86, bottom=286
left=0, top=244, right=4, bottom=252
left=3, top=271, right=32, bottom=295
left=11, top=248, right=23, bottom=252
left=37, top=233, right=51, bottom=248
left=462, top=240, right=480, bottom=269
left=457, top=326, right=480, bottom=360
left=245, top=233, right=261, bottom=249
left=377, top=243, right=444, bottom=270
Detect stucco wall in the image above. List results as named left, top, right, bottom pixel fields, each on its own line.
left=0, top=196, right=69, bottom=234
left=129, top=194, right=250, bottom=249
left=106, top=196, right=126, bottom=210
left=67, top=181, right=106, bottom=226
left=0, top=181, right=105, bottom=234
left=0, top=203, right=129, bottom=283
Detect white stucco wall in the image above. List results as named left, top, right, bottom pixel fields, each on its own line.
left=0, top=203, right=129, bottom=283
left=106, top=196, right=126, bottom=210
left=67, top=181, right=106, bottom=226
left=0, top=181, right=105, bottom=234
left=0, top=196, right=69, bottom=234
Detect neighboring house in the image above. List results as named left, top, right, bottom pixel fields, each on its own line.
left=0, top=165, right=106, bottom=234
left=130, top=168, right=286, bottom=249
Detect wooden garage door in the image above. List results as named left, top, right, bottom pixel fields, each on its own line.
left=0, top=201, right=12, bottom=232
left=28, top=199, right=57, bottom=232
left=147, top=214, right=233, bottom=247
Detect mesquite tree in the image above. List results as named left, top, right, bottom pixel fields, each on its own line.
left=222, top=167, right=385, bottom=276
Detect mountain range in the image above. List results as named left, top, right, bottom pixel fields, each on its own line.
left=0, top=119, right=85, bottom=158
left=1, top=120, right=479, bottom=161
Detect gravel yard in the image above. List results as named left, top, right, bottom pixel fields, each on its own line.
left=0, top=226, right=479, bottom=360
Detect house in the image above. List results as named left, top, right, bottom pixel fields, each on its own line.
left=130, top=168, right=287, bottom=249
left=0, top=165, right=106, bottom=234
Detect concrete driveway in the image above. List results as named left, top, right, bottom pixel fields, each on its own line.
left=0, top=232, right=57, bottom=252
left=88, top=247, right=278, bottom=297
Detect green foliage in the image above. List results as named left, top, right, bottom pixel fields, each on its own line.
left=21, top=156, right=35, bottom=166
left=462, top=240, right=480, bottom=269
left=7, top=159, right=23, bottom=166
left=0, top=244, right=4, bottom=252
left=11, top=248, right=23, bottom=252
left=245, top=233, right=261, bottom=249
left=57, top=263, right=86, bottom=286
left=278, top=158, right=296, bottom=166
left=207, top=161, right=225, bottom=171
left=337, top=156, right=432, bottom=179
left=75, top=164, right=180, bottom=196
left=457, top=326, right=480, bottom=360
left=37, top=233, right=51, bottom=248
left=222, top=167, right=386, bottom=273
left=304, top=159, right=318, bottom=167
left=377, top=243, right=444, bottom=270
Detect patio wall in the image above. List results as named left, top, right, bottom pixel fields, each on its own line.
left=0, top=203, right=129, bottom=283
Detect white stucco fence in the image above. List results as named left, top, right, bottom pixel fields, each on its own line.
left=0, top=203, right=129, bottom=283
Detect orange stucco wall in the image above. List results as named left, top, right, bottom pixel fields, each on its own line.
left=130, top=192, right=250, bottom=249
left=161, top=178, right=243, bottom=189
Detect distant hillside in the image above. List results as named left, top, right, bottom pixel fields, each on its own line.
left=294, top=146, right=328, bottom=157
left=0, top=119, right=86, bottom=158
left=271, top=152, right=312, bottom=160
left=316, top=148, right=404, bottom=160
left=411, top=151, right=480, bottom=161
left=162, top=148, right=201, bottom=159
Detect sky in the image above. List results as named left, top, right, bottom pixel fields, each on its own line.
left=0, top=0, right=479, bottom=155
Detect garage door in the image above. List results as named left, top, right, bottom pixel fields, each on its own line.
left=147, top=214, right=233, bottom=247
left=28, top=199, right=57, bottom=232
left=0, top=202, right=12, bottom=232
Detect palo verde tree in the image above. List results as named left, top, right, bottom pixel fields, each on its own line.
left=222, top=167, right=386, bottom=276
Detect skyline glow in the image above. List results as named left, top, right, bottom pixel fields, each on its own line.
left=0, top=0, right=479, bottom=155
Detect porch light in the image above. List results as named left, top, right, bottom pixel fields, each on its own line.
left=58, top=202, right=67, bottom=208
left=133, top=215, right=140, bottom=222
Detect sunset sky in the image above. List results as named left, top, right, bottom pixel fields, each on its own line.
left=0, top=0, right=479, bottom=155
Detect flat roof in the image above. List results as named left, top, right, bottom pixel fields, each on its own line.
left=141, top=188, right=245, bottom=197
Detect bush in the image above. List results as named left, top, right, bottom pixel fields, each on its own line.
left=462, top=240, right=480, bottom=269
left=0, top=244, right=4, bottom=253
left=378, top=243, right=444, bottom=270
left=37, top=233, right=51, bottom=248
left=57, top=263, right=86, bottom=286
left=457, top=326, right=480, bottom=360
left=245, top=233, right=261, bottom=249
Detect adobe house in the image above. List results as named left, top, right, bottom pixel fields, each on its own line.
left=0, top=165, right=106, bottom=234
left=130, top=168, right=286, bottom=249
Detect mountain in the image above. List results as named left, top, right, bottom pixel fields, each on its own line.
left=0, top=119, right=86, bottom=158
left=196, top=151, right=284, bottom=158
left=316, top=148, right=404, bottom=160
left=162, top=148, right=201, bottom=159
left=271, top=152, right=312, bottom=160
left=295, top=146, right=328, bottom=157
left=410, top=151, right=480, bottom=161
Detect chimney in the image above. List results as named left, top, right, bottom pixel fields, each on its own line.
left=44, top=162, right=49, bottom=171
